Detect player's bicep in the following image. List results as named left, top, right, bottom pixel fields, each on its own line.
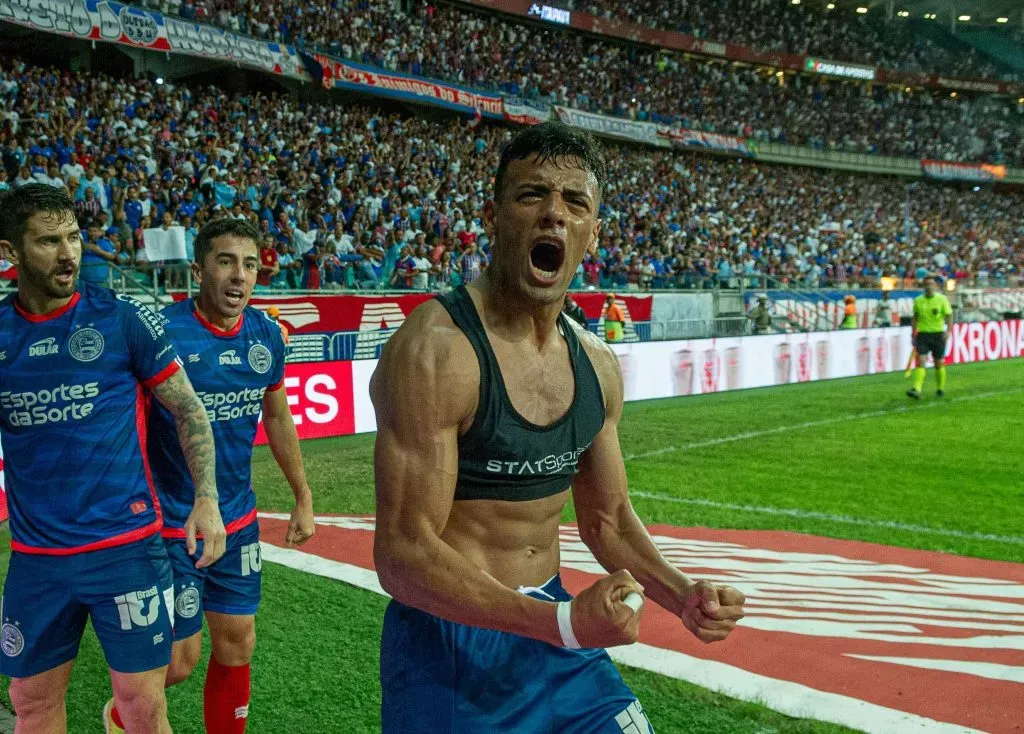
left=371, top=324, right=468, bottom=543
left=261, top=381, right=290, bottom=420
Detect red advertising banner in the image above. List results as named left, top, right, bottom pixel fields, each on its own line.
left=173, top=292, right=651, bottom=335
left=254, top=361, right=355, bottom=445
left=945, top=320, right=1024, bottom=364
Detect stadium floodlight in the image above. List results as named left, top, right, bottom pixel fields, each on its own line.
left=897, top=10, right=909, bottom=17
left=996, top=17, right=1009, bottom=23
left=792, top=0, right=800, bottom=5
left=957, top=15, right=970, bottom=21
left=826, top=2, right=835, bottom=8
left=856, top=6, right=868, bottom=13
left=155, top=77, right=164, bottom=85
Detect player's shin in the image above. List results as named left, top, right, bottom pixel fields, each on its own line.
left=204, top=656, right=251, bottom=734
left=936, top=365, right=947, bottom=392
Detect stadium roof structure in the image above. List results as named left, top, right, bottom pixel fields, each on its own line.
left=823, top=0, right=1023, bottom=25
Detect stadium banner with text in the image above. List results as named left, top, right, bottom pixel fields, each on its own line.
left=553, top=106, right=664, bottom=147
left=298, top=53, right=504, bottom=117
left=253, top=360, right=355, bottom=446
left=803, top=57, right=876, bottom=81
left=657, top=128, right=757, bottom=157
left=0, top=0, right=309, bottom=79
left=503, top=96, right=552, bottom=125
left=921, top=160, right=1007, bottom=182
left=170, top=292, right=651, bottom=349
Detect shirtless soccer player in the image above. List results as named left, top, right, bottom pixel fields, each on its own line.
left=371, top=121, right=746, bottom=733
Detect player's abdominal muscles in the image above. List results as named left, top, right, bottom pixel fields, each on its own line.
left=528, top=235, right=566, bottom=288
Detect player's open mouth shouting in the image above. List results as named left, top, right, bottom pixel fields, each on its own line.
left=529, top=235, right=566, bottom=286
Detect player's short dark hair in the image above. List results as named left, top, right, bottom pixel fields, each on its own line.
left=193, top=218, right=261, bottom=266
left=494, top=120, right=606, bottom=203
left=0, top=184, right=77, bottom=249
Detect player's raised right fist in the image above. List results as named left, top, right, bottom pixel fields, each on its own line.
left=570, top=569, right=646, bottom=649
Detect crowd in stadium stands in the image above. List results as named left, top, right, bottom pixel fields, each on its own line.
left=137, top=0, right=1024, bottom=166
left=0, top=58, right=1021, bottom=294
left=567, top=0, right=1014, bottom=81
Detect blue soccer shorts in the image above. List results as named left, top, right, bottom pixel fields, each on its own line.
left=164, top=520, right=262, bottom=639
left=380, top=574, right=655, bottom=734
left=0, top=534, right=174, bottom=678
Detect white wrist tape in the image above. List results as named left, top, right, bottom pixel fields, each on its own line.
left=622, top=592, right=644, bottom=614
left=557, top=601, right=581, bottom=649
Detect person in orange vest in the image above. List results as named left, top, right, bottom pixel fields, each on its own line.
left=604, top=293, right=625, bottom=343
left=839, top=295, right=858, bottom=329
left=266, top=305, right=290, bottom=345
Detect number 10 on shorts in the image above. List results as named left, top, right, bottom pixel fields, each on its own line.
left=241, top=542, right=262, bottom=577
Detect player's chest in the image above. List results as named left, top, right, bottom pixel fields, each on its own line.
left=0, top=316, right=126, bottom=382
left=178, top=335, right=276, bottom=394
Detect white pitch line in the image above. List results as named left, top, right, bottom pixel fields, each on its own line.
left=623, top=388, right=1023, bottom=462
left=629, top=492, right=1024, bottom=546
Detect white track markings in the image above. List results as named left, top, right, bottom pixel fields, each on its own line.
left=623, top=388, right=1023, bottom=461
left=629, top=492, right=1024, bottom=546
left=260, top=541, right=984, bottom=734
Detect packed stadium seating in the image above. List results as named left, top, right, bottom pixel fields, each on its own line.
left=137, top=0, right=1024, bottom=166
left=1, top=55, right=1020, bottom=292
left=567, top=0, right=1017, bottom=80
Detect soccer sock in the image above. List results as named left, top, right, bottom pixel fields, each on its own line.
left=204, top=656, right=251, bottom=734
left=936, top=366, right=947, bottom=391
left=913, top=367, right=926, bottom=393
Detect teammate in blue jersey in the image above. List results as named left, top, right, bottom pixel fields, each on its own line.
left=372, top=123, right=745, bottom=732
left=105, top=217, right=315, bottom=734
left=0, top=184, right=226, bottom=733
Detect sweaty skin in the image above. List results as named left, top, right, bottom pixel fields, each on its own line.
left=372, top=155, right=744, bottom=650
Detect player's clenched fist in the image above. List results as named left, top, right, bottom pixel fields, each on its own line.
left=570, top=569, right=646, bottom=649
left=678, top=579, right=745, bottom=644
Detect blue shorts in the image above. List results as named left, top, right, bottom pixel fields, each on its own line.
left=381, top=574, right=654, bottom=734
left=164, top=520, right=262, bottom=639
left=0, top=534, right=174, bottom=678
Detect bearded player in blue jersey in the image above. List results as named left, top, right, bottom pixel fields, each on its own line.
left=105, top=217, right=315, bottom=734
left=0, top=184, right=226, bottom=733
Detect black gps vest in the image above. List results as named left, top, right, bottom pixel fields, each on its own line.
left=436, top=286, right=606, bottom=502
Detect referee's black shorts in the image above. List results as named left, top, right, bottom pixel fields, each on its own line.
left=915, top=331, right=947, bottom=362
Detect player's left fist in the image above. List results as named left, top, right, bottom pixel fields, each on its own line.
left=678, top=580, right=745, bottom=644
left=285, top=491, right=315, bottom=547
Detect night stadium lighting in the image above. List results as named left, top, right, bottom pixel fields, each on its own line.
left=826, top=2, right=835, bottom=8
left=856, top=6, right=868, bottom=13
left=950, top=92, right=957, bottom=98
left=897, top=10, right=909, bottom=17
left=957, top=15, right=970, bottom=21
left=792, top=0, right=800, bottom=5
left=996, top=17, right=1008, bottom=23
left=156, top=77, right=164, bottom=85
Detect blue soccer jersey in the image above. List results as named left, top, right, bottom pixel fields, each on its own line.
left=0, top=284, right=181, bottom=554
left=147, top=299, right=286, bottom=538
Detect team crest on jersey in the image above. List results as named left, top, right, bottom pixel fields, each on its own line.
left=28, top=337, right=59, bottom=357
left=1, top=622, right=24, bottom=657
left=219, top=350, right=242, bottom=366
left=68, top=328, right=105, bottom=362
left=175, top=586, right=200, bottom=619
left=248, top=344, right=272, bottom=374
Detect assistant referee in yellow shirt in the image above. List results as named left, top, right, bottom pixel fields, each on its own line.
left=907, top=276, right=953, bottom=399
